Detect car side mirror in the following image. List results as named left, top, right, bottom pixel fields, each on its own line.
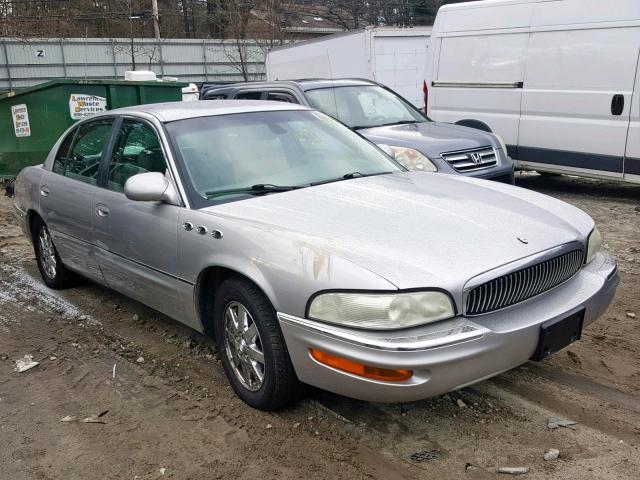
left=124, top=172, right=180, bottom=205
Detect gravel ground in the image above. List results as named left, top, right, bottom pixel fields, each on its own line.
left=1, top=172, right=638, bottom=480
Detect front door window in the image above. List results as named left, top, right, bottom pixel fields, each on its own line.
left=107, top=120, right=166, bottom=192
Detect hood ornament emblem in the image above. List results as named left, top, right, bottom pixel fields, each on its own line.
left=517, top=236, right=529, bottom=244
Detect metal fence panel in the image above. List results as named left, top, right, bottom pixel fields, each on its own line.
left=64, top=42, right=114, bottom=64
left=7, top=40, right=64, bottom=64
left=0, top=37, right=268, bottom=91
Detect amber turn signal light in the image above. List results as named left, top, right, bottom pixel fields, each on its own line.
left=309, top=349, right=413, bottom=382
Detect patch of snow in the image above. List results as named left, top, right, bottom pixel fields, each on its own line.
left=0, top=264, right=99, bottom=325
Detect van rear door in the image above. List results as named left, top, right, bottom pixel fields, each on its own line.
left=371, top=31, right=429, bottom=108
left=518, top=26, right=640, bottom=178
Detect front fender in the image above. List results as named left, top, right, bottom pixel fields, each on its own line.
left=178, top=209, right=396, bottom=318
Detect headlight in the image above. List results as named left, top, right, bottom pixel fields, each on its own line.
left=386, top=146, right=437, bottom=172
left=307, top=290, right=455, bottom=330
left=586, top=226, right=602, bottom=263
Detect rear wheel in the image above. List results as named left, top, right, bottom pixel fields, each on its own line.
left=33, top=218, right=76, bottom=289
left=214, top=277, right=299, bottom=410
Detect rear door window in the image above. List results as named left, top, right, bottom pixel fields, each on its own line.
left=204, top=93, right=229, bottom=100
left=235, top=91, right=264, bottom=100
left=54, top=118, right=114, bottom=185
left=52, top=130, right=77, bottom=175
left=266, top=91, right=298, bottom=103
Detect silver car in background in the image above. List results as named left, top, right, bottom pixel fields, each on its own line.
left=13, top=101, right=618, bottom=410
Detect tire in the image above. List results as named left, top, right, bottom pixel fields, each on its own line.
left=214, top=276, right=299, bottom=410
left=32, top=218, right=76, bottom=289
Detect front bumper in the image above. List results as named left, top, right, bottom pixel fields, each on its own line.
left=471, top=162, right=515, bottom=184
left=278, top=252, right=618, bottom=402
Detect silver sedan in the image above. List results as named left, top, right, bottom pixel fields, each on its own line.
left=13, top=101, right=618, bottom=410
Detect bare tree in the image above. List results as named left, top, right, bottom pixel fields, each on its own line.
left=217, top=1, right=256, bottom=80
left=251, top=0, right=295, bottom=48
left=206, top=0, right=229, bottom=37
left=181, top=0, right=192, bottom=37
left=0, top=0, right=469, bottom=41
left=296, top=0, right=392, bottom=31
left=216, top=0, right=296, bottom=81
left=111, top=0, right=159, bottom=70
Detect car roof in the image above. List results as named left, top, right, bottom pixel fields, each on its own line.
left=102, top=100, right=310, bottom=122
left=204, top=78, right=377, bottom=94
left=297, top=78, right=376, bottom=90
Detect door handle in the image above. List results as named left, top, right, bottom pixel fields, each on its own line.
left=95, top=205, right=110, bottom=217
left=611, top=94, right=624, bottom=115
left=40, top=186, right=50, bottom=197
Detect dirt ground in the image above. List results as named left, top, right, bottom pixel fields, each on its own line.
left=1, top=172, right=639, bottom=480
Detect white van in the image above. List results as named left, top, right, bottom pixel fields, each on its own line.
left=424, top=0, right=640, bottom=184
left=267, top=26, right=431, bottom=108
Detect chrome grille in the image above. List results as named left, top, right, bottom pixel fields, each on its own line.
left=465, top=250, right=584, bottom=316
left=441, top=146, right=497, bottom=172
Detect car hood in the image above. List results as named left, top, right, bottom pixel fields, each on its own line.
left=200, top=173, right=593, bottom=292
left=359, top=121, right=496, bottom=157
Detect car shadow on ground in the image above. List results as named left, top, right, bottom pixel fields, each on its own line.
left=515, top=171, right=640, bottom=202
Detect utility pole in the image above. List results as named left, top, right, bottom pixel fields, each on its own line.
left=151, top=0, right=161, bottom=39
left=128, top=1, right=136, bottom=69
left=182, top=0, right=190, bottom=38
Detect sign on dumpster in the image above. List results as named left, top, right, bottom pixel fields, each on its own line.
left=11, top=104, right=31, bottom=137
left=69, top=94, right=107, bottom=120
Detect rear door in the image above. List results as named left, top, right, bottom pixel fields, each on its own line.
left=518, top=26, right=640, bottom=177
left=39, top=118, right=114, bottom=281
left=372, top=34, right=429, bottom=108
left=92, top=118, right=183, bottom=319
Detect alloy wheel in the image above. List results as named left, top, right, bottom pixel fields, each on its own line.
left=38, top=227, right=57, bottom=279
left=223, top=301, right=265, bottom=391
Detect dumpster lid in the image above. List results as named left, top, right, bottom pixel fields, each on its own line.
left=0, top=78, right=189, bottom=101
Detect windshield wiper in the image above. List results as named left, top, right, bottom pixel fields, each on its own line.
left=205, top=183, right=303, bottom=199
left=342, top=171, right=364, bottom=179
left=310, top=171, right=393, bottom=186
left=377, top=120, right=422, bottom=128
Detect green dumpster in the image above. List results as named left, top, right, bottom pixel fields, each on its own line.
left=0, top=79, right=187, bottom=178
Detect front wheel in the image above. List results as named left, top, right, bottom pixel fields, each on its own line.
left=214, top=277, right=300, bottom=410
left=33, top=218, right=76, bottom=289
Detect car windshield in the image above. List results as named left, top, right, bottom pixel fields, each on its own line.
left=305, top=85, right=427, bottom=130
left=165, top=110, right=402, bottom=207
